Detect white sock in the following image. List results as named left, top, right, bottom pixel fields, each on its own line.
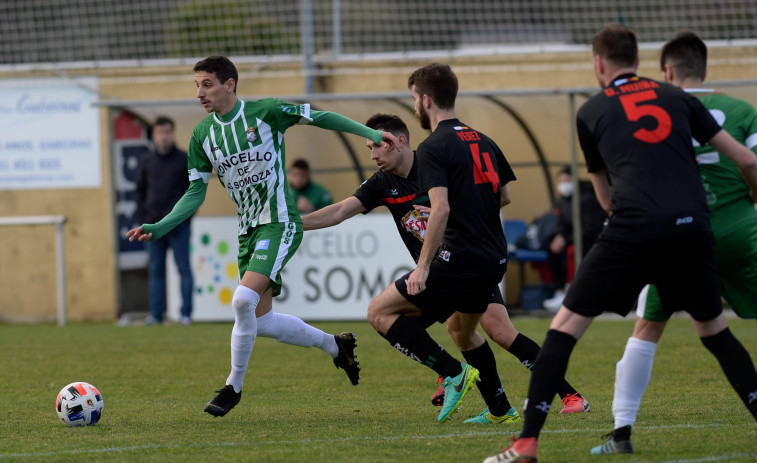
left=226, top=286, right=260, bottom=393
left=256, top=311, right=339, bottom=357
left=613, top=337, right=657, bottom=429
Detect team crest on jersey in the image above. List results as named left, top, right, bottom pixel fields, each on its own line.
left=401, top=209, right=427, bottom=242
left=246, top=126, right=258, bottom=143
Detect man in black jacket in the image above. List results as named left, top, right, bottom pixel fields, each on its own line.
left=136, top=116, right=194, bottom=324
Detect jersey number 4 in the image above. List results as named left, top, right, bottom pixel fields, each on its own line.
left=619, top=90, right=672, bottom=143
left=470, top=143, right=499, bottom=193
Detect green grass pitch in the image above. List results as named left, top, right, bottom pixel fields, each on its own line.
left=0, top=317, right=755, bottom=462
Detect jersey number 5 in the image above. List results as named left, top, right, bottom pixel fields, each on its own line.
left=619, top=90, right=672, bottom=143
left=470, top=143, right=499, bottom=193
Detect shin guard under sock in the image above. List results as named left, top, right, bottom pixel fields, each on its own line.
left=463, top=341, right=510, bottom=416
left=521, top=329, right=576, bottom=439
left=701, top=328, right=757, bottom=420
left=509, top=333, right=578, bottom=398
left=384, top=315, right=461, bottom=378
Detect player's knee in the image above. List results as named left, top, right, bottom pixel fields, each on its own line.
left=232, top=286, right=258, bottom=317
left=366, top=301, right=381, bottom=329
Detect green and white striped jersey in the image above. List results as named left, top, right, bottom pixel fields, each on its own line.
left=188, top=98, right=312, bottom=234
left=688, top=89, right=757, bottom=211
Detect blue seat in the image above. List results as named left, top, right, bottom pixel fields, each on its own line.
left=503, top=219, right=549, bottom=309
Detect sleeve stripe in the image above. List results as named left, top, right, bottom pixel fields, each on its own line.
left=745, top=133, right=757, bottom=151
left=298, top=103, right=312, bottom=124
left=188, top=168, right=211, bottom=183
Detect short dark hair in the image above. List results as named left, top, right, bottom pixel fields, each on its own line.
left=407, top=63, right=458, bottom=110
left=660, top=30, right=707, bottom=81
left=365, top=114, right=410, bottom=142
left=290, top=158, right=309, bottom=171
left=153, top=116, right=174, bottom=129
left=193, top=56, right=239, bottom=94
left=592, top=23, right=638, bottom=67
left=557, top=165, right=572, bottom=177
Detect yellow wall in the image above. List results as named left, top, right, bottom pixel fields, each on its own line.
left=2, top=45, right=757, bottom=320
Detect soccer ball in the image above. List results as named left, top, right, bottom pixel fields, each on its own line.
left=55, top=382, right=104, bottom=426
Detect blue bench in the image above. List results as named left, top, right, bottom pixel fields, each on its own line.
left=503, top=219, right=550, bottom=309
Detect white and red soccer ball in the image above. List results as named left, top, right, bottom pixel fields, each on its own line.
left=55, top=382, right=104, bottom=426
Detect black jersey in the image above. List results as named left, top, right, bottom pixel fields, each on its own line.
left=416, top=119, right=516, bottom=273
left=353, top=155, right=429, bottom=262
left=576, top=74, right=721, bottom=241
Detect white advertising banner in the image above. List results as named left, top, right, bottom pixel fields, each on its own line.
left=168, top=214, right=415, bottom=321
left=0, top=77, right=101, bottom=190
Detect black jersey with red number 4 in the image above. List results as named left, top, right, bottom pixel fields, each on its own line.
left=576, top=74, right=722, bottom=241
left=416, top=119, right=516, bottom=273
left=353, top=155, right=428, bottom=262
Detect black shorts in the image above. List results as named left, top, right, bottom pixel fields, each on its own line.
left=395, top=265, right=504, bottom=326
left=563, top=230, right=722, bottom=321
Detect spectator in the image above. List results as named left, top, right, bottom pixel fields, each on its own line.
left=288, top=158, right=333, bottom=214
left=135, top=116, right=194, bottom=325
left=542, top=165, right=606, bottom=311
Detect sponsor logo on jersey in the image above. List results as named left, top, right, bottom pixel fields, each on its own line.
left=281, top=104, right=304, bottom=115
left=246, top=126, right=258, bottom=143
left=254, top=254, right=268, bottom=261
left=439, top=249, right=451, bottom=262
left=453, top=126, right=469, bottom=131
left=400, top=209, right=427, bottom=242
left=255, top=239, right=270, bottom=250
left=216, top=150, right=274, bottom=176
left=675, top=216, right=694, bottom=225
left=391, top=189, right=398, bottom=195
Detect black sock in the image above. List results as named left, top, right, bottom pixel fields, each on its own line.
left=508, top=333, right=579, bottom=399
left=701, top=328, right=757, bottom=420
left=384, top=315, right=462, bottom=379
left=462, top=341, right=510, bottom=416
left=520, top=329, right=576, bottom=439
left=613, top=424, right=631, bottom=441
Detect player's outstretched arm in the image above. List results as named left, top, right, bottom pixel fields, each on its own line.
left=301, top=196, right=366, bottom=231
left=129, top=180, right=208, bottom=242
left=309, top=111, right=398, bottom=151
left=708, top=129, right=757, bottom=196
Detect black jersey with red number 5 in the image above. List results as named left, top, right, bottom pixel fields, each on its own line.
left=576, top=74, right=721, bottom=241
left=416, top=119, right=516, bottom=273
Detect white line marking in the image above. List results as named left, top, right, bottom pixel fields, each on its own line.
left=0, top=422, right=752, bottom=459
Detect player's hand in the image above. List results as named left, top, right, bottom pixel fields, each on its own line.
left=380, top=131, right=400, bottom=152
left=406, top=265, right=429, bottom=296
left=126, top=226, right=153, bottom=243
left=413, top=205, right=431, bottom=221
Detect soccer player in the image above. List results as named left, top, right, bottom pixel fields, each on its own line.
left=356, top=63, right=517, bottom=424
left=484, top=24, right=757, bottom=463
left=126, top=55, right=399, bottom=417
left=302, top=113, right=589, bottom=421
left=593, top=30, right=757, bottom=455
